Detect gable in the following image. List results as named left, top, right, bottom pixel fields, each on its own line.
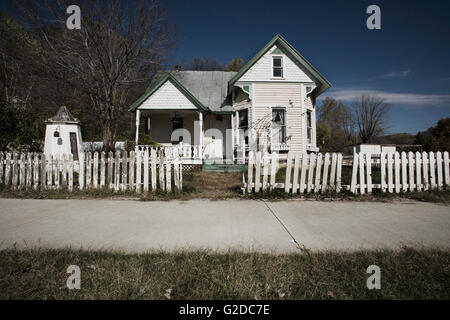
left=129, top=73, right=207, bottom=112
left=229, top=34, right=331, bottom=95
left=139, top=80, right=197, bottom=110
left=238, top=45, right=314, bottom=83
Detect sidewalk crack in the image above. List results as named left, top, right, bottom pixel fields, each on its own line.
left=261, top=200, right=305, bottom=251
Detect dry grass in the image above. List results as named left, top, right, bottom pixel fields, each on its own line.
left=0, top=247, right=449, bottom=300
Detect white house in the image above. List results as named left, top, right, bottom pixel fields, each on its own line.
left=129, top=34, right=331, bottom=163
left=43, top=106, right=83, bottom=161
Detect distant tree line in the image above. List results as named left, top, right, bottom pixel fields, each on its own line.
left=317, top=95, right=449, bottom=153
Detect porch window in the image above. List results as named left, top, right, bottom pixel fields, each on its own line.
left=272, top=56, right=283, bottom=78
left=272, top=108, right=286, bottom=143
left=307, top=110, right=312, bottom=144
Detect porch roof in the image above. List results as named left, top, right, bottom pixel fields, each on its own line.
left=128, top=71, right=236, bottom=114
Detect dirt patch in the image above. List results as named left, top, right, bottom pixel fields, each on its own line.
left=183, top=170, right=243, bottom=199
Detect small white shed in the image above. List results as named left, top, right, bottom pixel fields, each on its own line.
left=43, top=106, right=83, bottom=161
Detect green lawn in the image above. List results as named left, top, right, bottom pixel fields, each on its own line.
left=0, top=248, right=449, bottom=299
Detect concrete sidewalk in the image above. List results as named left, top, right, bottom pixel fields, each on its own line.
left=0, top=198, right=449, bottom=253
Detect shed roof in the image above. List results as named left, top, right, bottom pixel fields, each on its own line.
left=46, top=106, right=79, bottom=124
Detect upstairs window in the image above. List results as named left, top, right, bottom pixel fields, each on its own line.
left=272, top=56, right=283, bottom=78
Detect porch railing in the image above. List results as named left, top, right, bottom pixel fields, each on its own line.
left=136, top=144, right=203, bottom=164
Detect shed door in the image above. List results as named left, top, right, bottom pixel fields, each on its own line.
left=69, top=132, right=79, bottom=160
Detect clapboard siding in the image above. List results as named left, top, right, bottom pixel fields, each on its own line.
left=253, top=83, right=303, bottom=152
left=238, top=45, right=314, bottom=83
left=139, top=81, right=196, bottom=110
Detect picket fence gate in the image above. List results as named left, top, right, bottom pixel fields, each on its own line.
left=0, top=150, right=183, bottom=192
left=351, top=151, right=450, bottom=194
left=243, top=151, right=343, bottom=194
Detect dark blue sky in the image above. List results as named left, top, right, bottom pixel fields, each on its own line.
left=162, top=0, right=450, bottom=134
left=2, top=0, right=449, bottom=134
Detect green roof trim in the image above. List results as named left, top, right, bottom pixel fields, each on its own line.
left=228, top=34, right=331, bottom=96
left=128, top=72, right=208, bottom=112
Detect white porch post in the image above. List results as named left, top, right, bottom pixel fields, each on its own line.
left=235, top=111, right=239, bottom=146
left=231, top=113, right=235, bottom=161
left=199, top=112, right=204, bottom=160
left=135, top=109, right=141, bottom=145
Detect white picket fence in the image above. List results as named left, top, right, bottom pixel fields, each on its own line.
left=243, top=151, right=343, bottom=194
left=243, top=151, right=450, bottom=194
left=0, top=150, right=183, bottom=192
left=351, top=151, right=450, bottom=194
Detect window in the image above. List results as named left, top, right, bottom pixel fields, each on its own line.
left=272, top=108, right=286, bottom=143
left=307, top=110, right=312, bottom=144
left=238, top=109, right=249, bottom=145
left=272, top=56, right=283, bottom=78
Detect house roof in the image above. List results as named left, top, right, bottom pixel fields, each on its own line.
left=228, top=34, right=331, bottom=96
left=46, top=106, right=79, bottom=124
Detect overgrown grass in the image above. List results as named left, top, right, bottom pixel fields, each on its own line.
left=0, top=247, right=449, bottom=299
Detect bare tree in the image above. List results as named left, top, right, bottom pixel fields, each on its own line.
left=15, top=0, right=176, bottom=151
left=352, top=94, right=391, bottom=143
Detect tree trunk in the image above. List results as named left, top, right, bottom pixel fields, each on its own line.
left=102, top=123, right=116, bottom=152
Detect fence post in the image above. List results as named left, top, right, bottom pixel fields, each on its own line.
left=174, top=158, right=180, bottom=192
left=394, top=152, right=401, bottom=193
left=380, top=152, right=386, bottom=192
left=143, top=149, right=149, bottom=193
left=292, top=152, right=300, bottom=194
left=307, top=153, right=315, bottom=193
left=107, top=151, right=113, bottom=189
left=33, top=153, right=39, bottom=190
left=387, top=152, right=394, bottom=193
left=329, top=153, right=337, bottom=189
left=415, top=152, right=422, bottom=191
left=62, top=154, right=67, bottom=188
left=401, top=152, right=407, bottom=192
left=122, top=151, right=128, bottom=191
left=422, top=152, right=429, bottom=190
left=26, top=153, right=32, bottom=189
left=262, top=152, right=269, bottom=191
left=128, top=151, right=134, bottom=191
left=5, top=153, right=11, bottom=185
left=314, top=153, right=323, bottom=193
left=270, top=152, right=277, bottom=190
left=429, top=152, right=436, bottom=189
left=436, top=151, right=443, bottom=189
left=19, top=153, right=25, bottom=189
left=40, top=154, right=46, bottom=190
left=115, top=151, right=121, bottom=192
left=93, top=152, right=99, bottom=189
left=68, top=154, right=74, bottom=192
left=359, top=152, right=365, bottom=194
left=350, top=153, right=358, bottom=194
left=299, top=153, right=308, bottom=194
left=151, top=149, right=157, bottom=191
left=336, top=153, right=342, bottom=193
left=408, top=152, right=415, bottom=192
left=247, top=150, right=254, bottom=193
left=136, top=150, right=142, bottom=193
left=166, top=157, right=172, bottom=192
left=79, top=152, right=85, bottom=190
left=86, top=152, right=92, bottom=189
left=100, top=152, right=106, bottom=188
left=159, top=150, right=165, bottom=191
left=444, top=151, right=450, bottom=186
left=366, top=153, right=372, bottom=194
left=12, top=153, right=18, bottom=189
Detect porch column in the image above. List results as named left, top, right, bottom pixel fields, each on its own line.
left=135, top=109, right=141, bottom=145
left=199, top=112, right=204, bottom=159
left=235, top=111, right=239, bottom=146
left=231, top=113, right=235, bottom=161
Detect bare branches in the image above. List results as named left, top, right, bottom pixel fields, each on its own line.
left=14, top=0, right=177, bottom=151
left=352, top=94, right=391, bottom=143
